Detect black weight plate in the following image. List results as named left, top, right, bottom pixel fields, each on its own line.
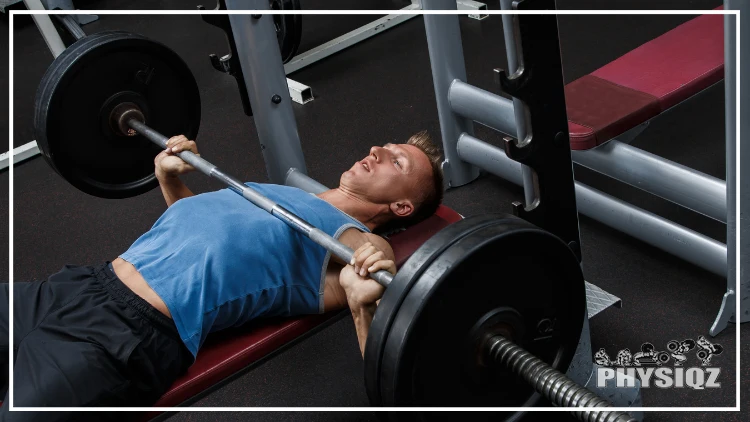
left=380, top=216, right=586, bottom=411
left=364, top=214, right=523, bottom=407
left=34, top=31, right=201, bottom=199
left=271, top=0, right=302, bottom=64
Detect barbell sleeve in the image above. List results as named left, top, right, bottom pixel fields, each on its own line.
left=486, top=336, right=637, bottom=422
left=126, top=119, right=395, bottom=287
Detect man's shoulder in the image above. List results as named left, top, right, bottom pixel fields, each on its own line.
left=338, top=229, right=393, bottom=258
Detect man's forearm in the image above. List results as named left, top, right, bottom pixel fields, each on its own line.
left=351, top=303, right=377, bottom=358
left=157, top=173, right=195, bottom=207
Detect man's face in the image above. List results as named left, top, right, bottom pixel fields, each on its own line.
left=340, top=143, right=433, bottom=218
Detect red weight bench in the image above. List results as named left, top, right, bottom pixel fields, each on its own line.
left=136, top=205, right=463, bottom=419
left=565, top=9, right=724, bottom=150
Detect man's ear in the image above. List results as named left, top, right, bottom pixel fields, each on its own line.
left=390, top=200, right=414, bottom=217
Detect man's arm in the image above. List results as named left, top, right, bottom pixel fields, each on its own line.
left=336, top=235, right=396, bottom=357
left=154, top=135, right=198, bottom=207
left=350, top=300, right=378, bottom=357
left=156, top=175, right=195, bottom=208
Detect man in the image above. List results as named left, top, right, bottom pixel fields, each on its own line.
left=0, top=131, right=444, bottom=421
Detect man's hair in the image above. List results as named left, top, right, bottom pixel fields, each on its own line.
left=377, top=131, right=444, bottom=234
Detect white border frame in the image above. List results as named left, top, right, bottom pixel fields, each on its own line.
left=8, top=8, right=741, bottom=416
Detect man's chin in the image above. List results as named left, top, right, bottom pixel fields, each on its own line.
left=340, top=170, right=354, bottom=184
left=342, top=168, right=359, bottom=178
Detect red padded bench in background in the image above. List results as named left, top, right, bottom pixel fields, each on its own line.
left=138, top=205, right=463, bottom=418
left=565, top=9, right=724, bottom=150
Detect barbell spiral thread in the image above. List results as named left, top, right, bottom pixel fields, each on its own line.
left=486, top=336, right=637, bottom=422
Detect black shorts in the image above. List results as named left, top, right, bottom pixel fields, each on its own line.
left=0, top=263, right=194, bottom=422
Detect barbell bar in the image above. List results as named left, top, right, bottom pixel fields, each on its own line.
left=488, top=337, right=635, bottom=422
left=125, top=114, right=395, bottom=287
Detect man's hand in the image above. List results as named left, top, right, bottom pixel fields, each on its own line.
left=155, top=135, right=200, bottom=180
left=340, top=242, right=395, bottom=309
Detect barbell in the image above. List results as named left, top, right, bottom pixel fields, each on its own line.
left=33, top=31, right=636, bottom=421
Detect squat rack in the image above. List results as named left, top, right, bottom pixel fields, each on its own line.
left=421, top=0, right=745, bottom=335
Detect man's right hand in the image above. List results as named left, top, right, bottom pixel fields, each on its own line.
left=154, top=135, right=199, bottom=180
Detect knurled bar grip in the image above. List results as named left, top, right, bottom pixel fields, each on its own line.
left=486, top=336, right=637, bottom=422
left=127, top=119, right=394, bottom=287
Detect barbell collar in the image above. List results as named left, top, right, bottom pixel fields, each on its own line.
left=125, top=118, right=394, bottom=288
left=485, top=335, right=637, bottom=422
left=111, top=103, right=144, bottom=136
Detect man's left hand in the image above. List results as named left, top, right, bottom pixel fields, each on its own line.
left=340, top=242, right=395, bottom=309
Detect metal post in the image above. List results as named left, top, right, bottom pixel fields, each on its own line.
left=422, top=0, right=480, bottom=188
left=499, top=0, right=537, bottom=208
left=224, top=4, right=308, bottom=184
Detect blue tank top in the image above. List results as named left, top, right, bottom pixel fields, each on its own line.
left=120, top=183, right=369, bottom=357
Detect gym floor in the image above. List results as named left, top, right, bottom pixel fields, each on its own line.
left=1, top=0, right=747, bottom=421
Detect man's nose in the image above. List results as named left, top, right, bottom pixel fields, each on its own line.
left=370, top=146, right=383, bottom=162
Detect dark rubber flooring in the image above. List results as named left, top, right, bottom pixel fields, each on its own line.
left=1, top=0, right=746, bottom=421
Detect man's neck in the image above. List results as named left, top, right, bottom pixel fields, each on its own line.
left=317, top=188, right=388, bottom=231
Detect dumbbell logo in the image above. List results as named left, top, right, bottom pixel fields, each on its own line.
left=594, top=348, right=612, bottom=366
left=695, top=336, right=723, bottom=366
left=633, top=342, right=670, bottom=366
left=614, top=348, right=634, bottom=366
left=666, top=339, right=696, bottom=366
left=595, top=343, right=671, bottom=367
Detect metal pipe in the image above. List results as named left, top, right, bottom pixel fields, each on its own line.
left=448, top=81, right=517, bottom=135
left=457, top=133, right=524, bottom=183
left=573, top=141, right=727, bottom=223
left=53, top=15, right=85, bottom=41
left=24, top=0, right=66, bottom=58
left=456, top=133, right=728, bottom=277
left=224, top=4, right=308, bottom=185
left=422, top=0, right=480, bottom=188
left=127, top=119, right=394, bottom=287
left=283, top=6, right=421, bottom=75
left=285, top=167, right=329, bottom=195
left=576, top=184, right=727, bottom=277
